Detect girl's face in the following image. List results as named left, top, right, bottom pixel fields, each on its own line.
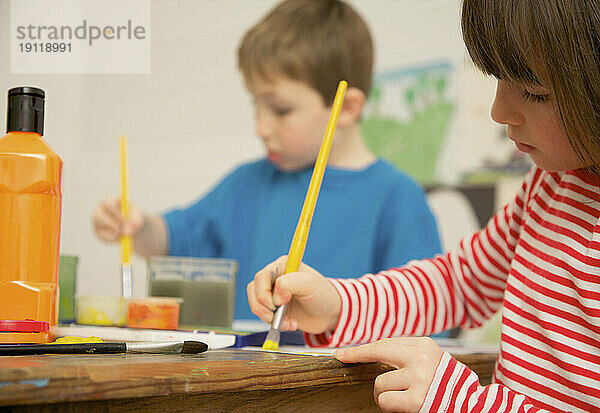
left=490, top=79, right=585, bottom=171
left=245, top=75, right=331, bottom=172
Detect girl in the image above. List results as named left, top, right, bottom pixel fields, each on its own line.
left=247, top=0, right=600, bottom=411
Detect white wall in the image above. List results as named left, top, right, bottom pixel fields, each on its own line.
left=0, top=0, right=502, bottom=297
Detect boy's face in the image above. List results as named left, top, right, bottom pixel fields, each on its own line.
left=490, top=79, right=584, bottom=171
left=245, top=75, right=331, bottom=171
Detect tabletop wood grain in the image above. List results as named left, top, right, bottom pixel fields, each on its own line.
left=0, top=349, right=497, bottom=412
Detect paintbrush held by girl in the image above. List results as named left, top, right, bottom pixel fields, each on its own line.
left=248, top=0, right=600, bottom=411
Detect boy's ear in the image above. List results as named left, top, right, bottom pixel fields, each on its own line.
left=336, top=87, right=366, bottom=127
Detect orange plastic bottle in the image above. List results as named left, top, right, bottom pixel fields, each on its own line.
left=0, top=86, right=62, bottom=343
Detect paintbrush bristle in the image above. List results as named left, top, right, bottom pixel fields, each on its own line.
left=181, top=341, right=209, bottom=354
left=262, top=328, right=280, bottom=350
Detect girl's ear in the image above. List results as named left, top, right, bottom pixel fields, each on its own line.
left=336, top=86, right=366, bottom=127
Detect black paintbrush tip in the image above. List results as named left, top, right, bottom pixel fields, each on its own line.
left=181, top=341, right=209, bottom=354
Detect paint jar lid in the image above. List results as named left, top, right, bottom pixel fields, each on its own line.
left=0, top=319, right=50, bottom=333
left=6, top=86, right=45, bottom=135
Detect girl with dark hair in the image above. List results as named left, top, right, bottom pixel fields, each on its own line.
left=248, top=1, right=600, bottom=411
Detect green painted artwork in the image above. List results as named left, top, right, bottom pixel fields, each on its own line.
left=361, top=61, right=455, bottom=185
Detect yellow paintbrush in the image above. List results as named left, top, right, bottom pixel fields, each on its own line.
left=120, top=135, right=133, bottom=298
left=262, top=80, right=348, bottom=351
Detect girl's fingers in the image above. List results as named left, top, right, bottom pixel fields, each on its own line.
left=246, top=281, right=274, bottom=323
left=374, top=369, right=410, bottom=395
left=254, top=256, right=289, bottom=310
left=377, top=390, right=420, bottom=413
left=335, top=339, right=408, bottom=368
left=253, top=267, right=277, bottom=312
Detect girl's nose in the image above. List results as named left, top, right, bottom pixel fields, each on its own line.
left=490, top=80, right=525, bottom=126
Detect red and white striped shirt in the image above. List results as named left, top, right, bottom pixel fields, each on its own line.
left=307, top=167, right=600, bottom=412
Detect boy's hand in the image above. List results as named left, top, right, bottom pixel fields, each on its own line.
left=335, top=337, right=444, bottom=413
left=92, top=197, right=145, bottom=242
left=247, top=255, right=341, bottom=334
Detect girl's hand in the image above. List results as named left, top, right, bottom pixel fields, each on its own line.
left=92, top=197, right=145, bottom=242
left=335, top=337, right=444, bottom=413
left=247, top=255, right=341, bottom=334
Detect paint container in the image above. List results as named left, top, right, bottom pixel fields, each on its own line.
left=147, top=257, right=237, bottom=328
left=126, top=297, right=181, bottom=330
left=0, top=87, right=62, bottom=343
left=58, top=255, right=78, bottom=324
left=76, top=296, right=127, bottom=326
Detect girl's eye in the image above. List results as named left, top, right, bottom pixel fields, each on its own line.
left=522, top=90, right=550, bottom=103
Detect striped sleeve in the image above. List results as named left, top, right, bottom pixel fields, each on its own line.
left=305, top=167, right=542, bottom=348
left=419, top=352, right=548, bottom=413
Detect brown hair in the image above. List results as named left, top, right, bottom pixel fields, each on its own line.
left=238, top=0, right=373, bottom=105
left=461, top=0, right=600, bottom=174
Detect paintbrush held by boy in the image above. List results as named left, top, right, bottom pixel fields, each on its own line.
left=92, top=0, right=442, bottom=323
left=248, top=0, right=600, bottom=411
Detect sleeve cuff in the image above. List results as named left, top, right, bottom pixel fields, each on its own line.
left=419, top=352, right=474, bottom=413
left=305, top=278, right=356, bottom=347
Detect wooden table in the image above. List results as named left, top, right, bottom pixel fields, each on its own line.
left=0, top=349, right=497, bottom=412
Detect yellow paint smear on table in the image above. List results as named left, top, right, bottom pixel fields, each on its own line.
left=51, top=336, right=104, bottom=344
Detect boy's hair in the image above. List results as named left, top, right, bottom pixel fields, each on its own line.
left=238, top=0, right=373, bottom=105
left=461, top=0, right=600, bottom=174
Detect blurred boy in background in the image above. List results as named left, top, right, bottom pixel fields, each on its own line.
left=93, top=0, right=441, bottom=321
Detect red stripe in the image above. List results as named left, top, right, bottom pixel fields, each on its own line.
left=455, top=255, right=486, bottom=321
left=501, top=352, right=600, bottom=411
left=522, top=223, right=600, bottom=267
left=485, top=217, right=513, bottom=270
left=496, top=363, right=562, bottom=412
left=379, top=273, right=396, bottom=339
left=528, top=197, right=596, bottom=248
left=502, top=330, right=600, bottom=380
left=517, top=235, right=600, bottom=285
left=446, top=367, right=470, bottom=412
left=538, top=179, right=599, bottom=226
left=462, top=380, right=479, bottom=412
left=512, top=253, right=600, bottom=315
left=364, top=277, right=378, bottom=343
left=476, top=229, right=511, bottom=283
left=402, top=269, right=422, bottom=336
left=508, top=268, right=600, bottom=334
left=541, top=174, right=600, bottom=218
left=503, top=292, right=600, bottom=356
left=337, top=282, right=354, bottom=345
left=348, top=282, right=363, bottom=344
left=386, top=272, right=410, bottom=336
left=411, top=266, right=434, bottom=333
left=432, top=255, right=457, bottom=330
left=515, top=195, right=524, bottom=210
left=529, top=168, right=543, bottom=200
left=440, top=261, right=461, bottom=329
left=560, top=176, right=600, bottom=205
left=429, top=356, right=457, bottom=412
left=488, top=385, right=505, bottom=412
left=471, top=379, right=489, bottom=411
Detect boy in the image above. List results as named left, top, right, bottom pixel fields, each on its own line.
left=93, top=0, right=441, bottom=321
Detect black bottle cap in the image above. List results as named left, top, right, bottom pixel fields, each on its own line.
left=6, top=86, right=45, bottom=135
